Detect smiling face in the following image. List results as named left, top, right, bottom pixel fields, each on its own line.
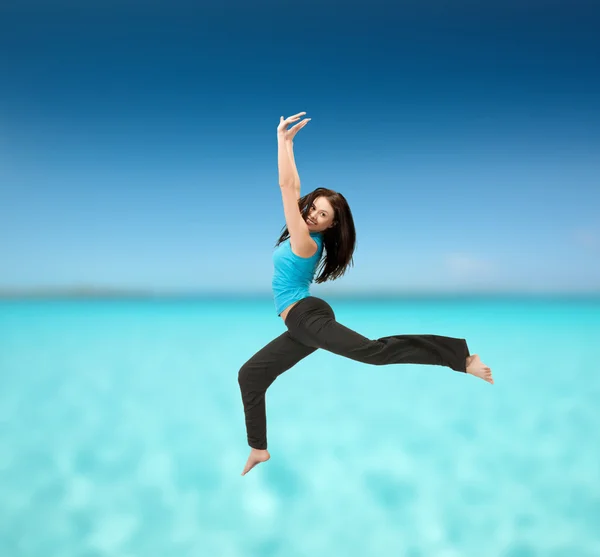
left=305, top=196, right=336, bottom=232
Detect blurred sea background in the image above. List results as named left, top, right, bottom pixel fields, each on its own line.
left=1, top=296, right=600, bottom=556
left=1, top=0, right=599, bottom=555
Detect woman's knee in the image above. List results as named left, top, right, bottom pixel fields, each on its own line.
left=238, top=362, right=267, bottom=390
left=238, top=363, right=251, bottom=386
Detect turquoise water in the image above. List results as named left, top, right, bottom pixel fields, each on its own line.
left=1, top=297, right=599, bottom=556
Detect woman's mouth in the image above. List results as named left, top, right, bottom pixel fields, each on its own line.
left=307, top=218, right=316, bottom=225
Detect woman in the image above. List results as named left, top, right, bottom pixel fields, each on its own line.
left=238, top=112, right=493, bottom=476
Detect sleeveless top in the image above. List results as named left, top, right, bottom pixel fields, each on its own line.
left=272, top=231, right=324, bottom=315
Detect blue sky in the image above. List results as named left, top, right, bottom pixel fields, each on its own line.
left=1, top=1, right=599, bottom=294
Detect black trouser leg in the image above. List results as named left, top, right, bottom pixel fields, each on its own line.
left=285, top=297, right=470, bottom=372
left=238, top=331, right=317, bottom=450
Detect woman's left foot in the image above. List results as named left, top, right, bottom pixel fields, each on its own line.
left=241, top=448, right=271, bottom=476
left=466, top=354, right=494, bottom=384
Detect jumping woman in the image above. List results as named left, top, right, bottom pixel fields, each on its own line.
left=238, top=112, right=494, bottom=476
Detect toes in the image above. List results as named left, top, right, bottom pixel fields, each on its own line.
left=241, top=462, right=254, bottom=476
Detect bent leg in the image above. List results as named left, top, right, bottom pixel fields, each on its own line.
left=238, top=331, right=317, bottom=450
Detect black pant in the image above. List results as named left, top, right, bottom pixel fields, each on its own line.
left=238, top=296, right=470, bottom=450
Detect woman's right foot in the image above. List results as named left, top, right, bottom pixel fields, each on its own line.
left=466, top=354, right=494, bottom=384
left=241, top=448, right=271, bottom=476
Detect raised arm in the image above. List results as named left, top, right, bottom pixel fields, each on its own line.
left=277, top=133, right=299, bottom=190
left=277, top=113, right=317, bottom=258
left=277, top=113, right=310, bottom=190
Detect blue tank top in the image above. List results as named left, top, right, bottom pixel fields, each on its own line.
left=272, top=232, right=324, bottom=315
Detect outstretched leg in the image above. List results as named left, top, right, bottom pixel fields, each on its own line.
left=285, top=298, right=491, bottom=378
left=291, top=313, right=470, bottom=371
left=238, top=330, right=317, bottom=474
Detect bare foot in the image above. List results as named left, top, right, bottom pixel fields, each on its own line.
left=466, top=354, right=494, bottom=384
left=241, top=448, right=271, bottom=476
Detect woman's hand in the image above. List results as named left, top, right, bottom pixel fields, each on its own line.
left=277, top=112, right=311, bottom=142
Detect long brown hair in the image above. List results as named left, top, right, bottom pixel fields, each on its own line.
left=275, top=187, right=356, bottom=283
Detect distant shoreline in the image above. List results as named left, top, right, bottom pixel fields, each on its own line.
left=1, top=289, right=599, bottom=301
